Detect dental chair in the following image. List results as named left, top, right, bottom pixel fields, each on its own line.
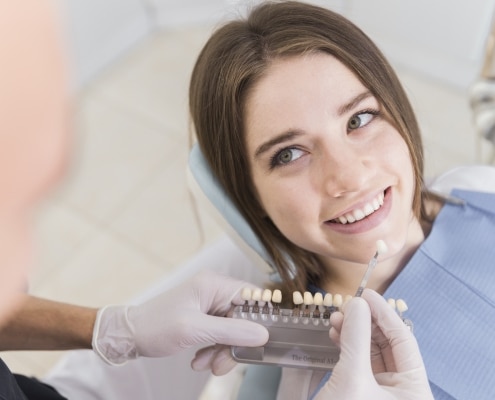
left=470, top=12, right=495, bottom=164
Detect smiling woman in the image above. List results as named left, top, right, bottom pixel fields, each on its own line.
left=189, top=1, right=495, bottom=399
left=243, top=54, right=419, bottom=296
left=190, top=0, right=426, bottom=297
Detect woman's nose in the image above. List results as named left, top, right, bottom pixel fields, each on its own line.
left=317, top=146, right=370, bottom=198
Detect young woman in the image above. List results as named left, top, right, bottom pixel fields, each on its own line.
left=189, top=1, right=495, bottom=398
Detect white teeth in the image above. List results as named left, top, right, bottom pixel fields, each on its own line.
left=332, top=192, right=385, bottom=224
left=372, top=198, right=380, bottom=210
left=363, top=203, right=374, bottom=216
left=346, top=213, right=356, bottom=223
left=353, top=209, right=366, bottom=221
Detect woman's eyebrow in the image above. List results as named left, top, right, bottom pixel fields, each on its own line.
left=253, top=91, right=372, bottom=160
left=338, top=91, right=373, bottom=116
left=254, top=130, right=302, bottom=159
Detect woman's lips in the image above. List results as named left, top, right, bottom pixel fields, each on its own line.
left=331, top=191, right=385, bottom=224
left=324, top=187, right=392, bottom=234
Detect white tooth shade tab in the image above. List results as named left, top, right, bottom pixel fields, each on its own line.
left=396, top=299, right=408, bottom=313
left=272, top=289, right=282, bottom=303
left=252, top=288, right=262, bottom=302
left=241, top=288, right=252, bottom=301
left=293, top=291, right=304, bottom=305
left=333, top=294, right=343, bottom=308
left=387, top=298, right=396, bottom=309
left=323, top=293, right=333, bottom=307
left=262, top=289, right=272, bottom=302
left=376, top=239, right=388, bottom=255
left=313, top=292, right=323, bottom=306
left=303, top=291, right=314, bottom=305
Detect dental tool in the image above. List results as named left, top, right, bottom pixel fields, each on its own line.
left=230, top=287, right=413, bottom=371
left=355, top=239, right=388, bottom=297
left=231, top=289, right=340, bottom=370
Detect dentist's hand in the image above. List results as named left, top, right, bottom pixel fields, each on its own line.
left=314, top=289, right=433, bottom=400
left=92, top=272, right=269, bottom=371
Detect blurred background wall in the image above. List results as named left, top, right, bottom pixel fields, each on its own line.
left=63, top=0, right=495, bottom=90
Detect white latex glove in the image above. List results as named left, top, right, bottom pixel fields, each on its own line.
left=92, top=271, right=269, bottom=369
left=314, top=289, right=433, bottom=400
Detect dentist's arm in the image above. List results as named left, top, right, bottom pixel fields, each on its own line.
left=0, top=272, right=269, bottom=369
left=314, top=289, right=433, bottom=400
left=0, top=295, right=96, bottom=351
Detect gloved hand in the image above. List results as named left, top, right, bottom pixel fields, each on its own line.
left=92, top=271, right=269, bottom=370
left=314, top=289, right=433, bottom=400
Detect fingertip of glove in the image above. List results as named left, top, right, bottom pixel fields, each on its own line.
left=342, top=296, right=366, bottom=311
left=245, top=322, right=269, bottom=346
left=342, top=296, right=371, bottom=319
left=211, top=350, right=237, bottom=376
left=191, top=354, right=211, bottom=372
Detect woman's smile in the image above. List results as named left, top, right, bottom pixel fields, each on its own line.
left=324, top=187, right=393, bottom=234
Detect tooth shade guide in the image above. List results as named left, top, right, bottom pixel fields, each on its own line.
left=237, top=288, right=411, bottom=322
left=272, top=289, right=282, bottom=303
left=272, top=289, right=282, bottom=315
left=241, top=287, right=252, bottom=301
left=313, top=292, right=323, bottom=306
left=322, top=293, right=333, bottom=318
left=293, top=291, right=303, bottom=305
left=303, top=291, right=314, bottom=305
left=301, top=292, right=312, bottom=317
left=241, top=287, right=252, bottom=312
left=323, top=293, right=333, bottom=306
left=292, top=291, right=302, bottom=317
left=387, top=298, right=396, bottom=309
left=252, top=288, right=262, bottom=313
left=261, top=289, right=272, bottom=302
left=230, top=294, right=413, bottom=372
left=333, top=294, right=343, bottom=309
left=252, top=288, right=262, bottom=301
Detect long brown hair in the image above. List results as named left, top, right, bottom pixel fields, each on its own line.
left=189, top=1, right=425, bottom=293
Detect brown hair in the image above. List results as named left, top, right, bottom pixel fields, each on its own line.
left=189, top=1, right=425, bottom=293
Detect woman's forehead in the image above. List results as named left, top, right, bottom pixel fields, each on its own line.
left=243, top=54, right=368, bottom=135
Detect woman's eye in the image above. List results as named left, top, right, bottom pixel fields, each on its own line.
left=271, top=148, right=304, bottom=167
left=347, top=111, right=376, bottom=130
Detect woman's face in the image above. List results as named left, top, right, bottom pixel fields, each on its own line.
left=244, top=53, right=418, bottom=266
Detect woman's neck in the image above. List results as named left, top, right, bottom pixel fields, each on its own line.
left=319, top=217, right=428, bottom=296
